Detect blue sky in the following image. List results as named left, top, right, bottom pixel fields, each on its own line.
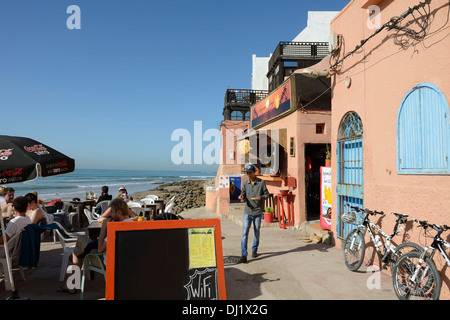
left=0, top=0, right=349, bottom=171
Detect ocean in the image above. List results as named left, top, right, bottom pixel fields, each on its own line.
left=10, top=168, right=216, bottom=201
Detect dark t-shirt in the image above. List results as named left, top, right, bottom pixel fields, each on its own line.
left=97, top=194, right=112, bottom=203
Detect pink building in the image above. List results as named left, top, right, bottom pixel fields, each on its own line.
left=313, top=0, right=450, bottom=299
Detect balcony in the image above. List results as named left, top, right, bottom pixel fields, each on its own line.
left=267, top=42, right=329, bottom=91
left=223, top=89, right=269, bottom=121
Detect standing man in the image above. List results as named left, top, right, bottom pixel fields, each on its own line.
left=238, top=164, right=269, bottom=263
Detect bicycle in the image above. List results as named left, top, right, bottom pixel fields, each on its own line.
left=342, top=205, right=422, bottom=272
left=392, top=219, right=450, bottom=300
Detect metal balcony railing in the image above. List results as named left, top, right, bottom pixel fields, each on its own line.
left=224, top=89, right=269, bottom=108
left=268, top=42, right=329, bottom=74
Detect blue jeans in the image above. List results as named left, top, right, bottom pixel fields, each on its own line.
left=241, top=213, right=262, bottom=257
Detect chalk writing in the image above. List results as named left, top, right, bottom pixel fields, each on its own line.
left=184, top=268, right=218, bottom=300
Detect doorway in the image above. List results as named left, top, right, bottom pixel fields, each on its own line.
left=305, top=143, right=329, bottom=221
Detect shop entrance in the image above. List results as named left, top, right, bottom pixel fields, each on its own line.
left=305, top=143, right=329, bottom=221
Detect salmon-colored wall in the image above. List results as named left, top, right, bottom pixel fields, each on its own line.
left=330, top=0, right=450, bottom=298
left=213, top=121, right=250, bottom=216
left=258, top=108, right=331, bottom=227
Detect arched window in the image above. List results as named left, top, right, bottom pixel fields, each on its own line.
left=397, top=83, right=449, bottom=174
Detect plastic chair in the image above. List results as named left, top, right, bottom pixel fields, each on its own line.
left=83, top=208, right=98, bottom=225
left=165, top=202, right=175, bottom=213
left=127, top=201, right=144, bottom=208
left=0, top=231, right=26, bottom=291
left=129, top=207, right=145, bottom=217
left=140, top=198, right=155, bottom=206
left=80, top=252, right=106, bottom=300
left=54, top=222, right=85, bottom=282
left=93, top=200, right=111, bottom=217
left=59, top=202, right=78, bottom=226
left=165, top=196, right=176, bottom=207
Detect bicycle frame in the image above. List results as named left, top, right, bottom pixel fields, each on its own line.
left=410, top=226, right=450, bottom=284
left=359, top=219, right=398, bottom=261
left=425, top=237, right=450, bottom=267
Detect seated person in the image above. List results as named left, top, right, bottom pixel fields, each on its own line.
left=30, top=191, right=53, bottom=224
left=25, top=192, right=46, bottom=225
left=115, top=186, right=130, bottom=202
left=96, top=186, right=112, bottom=204
left=98, top=202, right=138, bottom=224
left=0, top=196, right=32, bottom=256
left=60, top=198, right=133, bottom=294
left=95, top=186, right=113, bottom=215
left=1, top=187, right=15, bottom=222
left=53, top=200, right=76, bottom=232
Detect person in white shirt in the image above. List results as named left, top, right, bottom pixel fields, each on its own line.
left=0, top=196, right=32, bottom=257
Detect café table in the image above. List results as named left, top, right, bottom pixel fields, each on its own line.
left=87, top=220, right=102, bottom=240
left=69, top=199, right=96, bottom=228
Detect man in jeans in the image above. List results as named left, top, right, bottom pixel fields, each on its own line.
left=238, top=164, right=269, bottom=263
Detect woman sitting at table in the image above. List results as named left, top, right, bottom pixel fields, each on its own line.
left=25, top=192, right=48, bottom=225
left=59, top=198, right=134, bottom=294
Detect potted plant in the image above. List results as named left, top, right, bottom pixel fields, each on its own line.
left=325, top=145, right=331, bottom=167
left=264, top=207, right=274, bottom=223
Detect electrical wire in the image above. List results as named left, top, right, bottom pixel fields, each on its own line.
left=330, top=0, right=433, bottom=71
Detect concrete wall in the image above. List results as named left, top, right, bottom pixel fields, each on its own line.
left=330, top=0, right=450, bottom=298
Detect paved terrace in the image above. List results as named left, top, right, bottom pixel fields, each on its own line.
left=0, top=205, right=397, bottom=300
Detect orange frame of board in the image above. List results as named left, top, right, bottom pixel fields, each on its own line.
left=105, top=218, right=226, bottom=300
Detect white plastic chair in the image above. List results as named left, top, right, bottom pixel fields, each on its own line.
left=140, top=198, right=155, bottom=206
left=165, top=202, right=175, bottom=213
left=166, top=196, right=176, bottom=206
left=53, top=222, right=85, bottom=282
left=80, top=252, right=106, bottom=300
left=0, top=231, right=26, bottom=290
left=127, top=201, right=144, bottom=208
left=59, top=202, right=77, bottom=227
left=83, top=208, right=98, bottom=225
left=93, top=200, right=111, bottom=217
left=129, top=207, right=145, bottom=217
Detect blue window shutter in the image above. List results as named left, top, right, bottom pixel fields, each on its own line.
left=398, top=87, right=422, bottom=170
left=397, top=83, right=450, bottom=174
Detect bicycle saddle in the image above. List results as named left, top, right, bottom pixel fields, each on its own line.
left=392, top=212, right=408, bottom=223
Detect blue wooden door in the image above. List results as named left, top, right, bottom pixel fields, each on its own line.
left=337, top=112, right=364, bottom=239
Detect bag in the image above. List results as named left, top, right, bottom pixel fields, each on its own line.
left=48, top=199, right=63, bottom=210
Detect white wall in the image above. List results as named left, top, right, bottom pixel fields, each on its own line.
left=251, top=54, right=270, bottom=90
left=292, top=11, right=339, bottom=42
left=251, top=11, right=339, bottom=90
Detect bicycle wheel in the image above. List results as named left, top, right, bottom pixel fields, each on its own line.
left=392, top=251, right=441, bottom=300
left=389, top=242, right=423, bottom=269
left=343, top=229, right=365, bottom=271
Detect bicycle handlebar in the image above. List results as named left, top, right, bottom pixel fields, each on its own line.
left=413, top=218, right=450, bottom=232
left=347, top=205, right=384, bottom=216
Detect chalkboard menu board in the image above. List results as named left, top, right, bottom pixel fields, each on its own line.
left=105, top=219, right=226, bottom=300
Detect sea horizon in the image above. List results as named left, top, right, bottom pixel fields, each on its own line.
left=10, top=168, right=216, bottom=201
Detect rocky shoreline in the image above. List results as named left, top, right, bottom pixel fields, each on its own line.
left=131, top=178, right=214, bottom=215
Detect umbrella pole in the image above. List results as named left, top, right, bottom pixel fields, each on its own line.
left=0, top=216, right=18, bottom=299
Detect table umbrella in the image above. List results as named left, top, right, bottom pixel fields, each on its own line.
left=0, top=135, right=75, bottom=299
left=0, top=135, right=75, bottom=185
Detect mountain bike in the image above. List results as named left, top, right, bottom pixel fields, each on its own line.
left=342, top=205, right=422, bottom=272
left=392, top=219, right=450, bottom=300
